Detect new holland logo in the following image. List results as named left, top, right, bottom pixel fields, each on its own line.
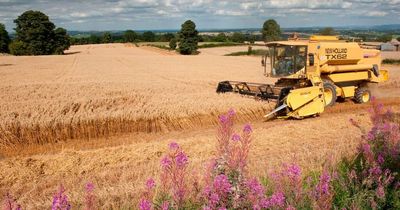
left=325, top=48, right=347, bottom=60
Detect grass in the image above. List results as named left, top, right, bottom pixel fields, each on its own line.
left=145, top=43, right=172, bottom=50
left=225, top=49, right=268, bottom=56
left=198, top=42, right=245, bottom=49
left=382, top=58, right=400, bottom=65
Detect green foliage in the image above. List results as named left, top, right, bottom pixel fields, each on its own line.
left=9, top=40, right=28, bottom=55
left=383, top=59, right=400, bottom=65
left=214, top=33, right=228, bottom=42
left=231, top=32, right=245, bottom=43
left=261, top=19, right=281, bottom=42
left=319, top=27, right=336, bottom=35
left=102, top=32, right=112, bottom=43
left=13, top=10, right=70, bottom=55
left=142, top=31, right=156, bottom=42
left=53, top=28, right=70, bottom=55
left=0, top=23, right=10, bottom=53
left=378, top=34, right=393, bottom=42
left=169, top=38, right=177, bottom=50
left=123, top=30, right=138, bottom=43
left=178, top=20, right=199, bottom=55
left=160, top=33, right=175, bottom=42
left=225, top=49, right=268, bottom=56
left=198, top=42, right=243, bottom=49
left=89, top=34, right=101, bottom=44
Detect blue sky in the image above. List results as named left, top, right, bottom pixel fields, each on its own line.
left=0, top=0, right=399, bottom=31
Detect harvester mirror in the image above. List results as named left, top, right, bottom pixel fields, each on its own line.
left=308, top=53, right=314, bottom=66
left=261, top=56, right=266, bottom=66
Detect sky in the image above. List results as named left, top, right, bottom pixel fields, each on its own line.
left=0, top=0, right=400, bottom=31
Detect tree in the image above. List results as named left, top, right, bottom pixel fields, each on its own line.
left=231, top=32, right=245, bottom=43
left=261, top=19, right=281, bottom=42
left=53, top=28, right=70, bottom=54
left=13, top=10, right=70, bottom=55
left=142, top=31, right=155, bottom=42
left=9, top=40, right=26, bottom=55
left=214, top=33, right=228, bottom=42
left=0, top=23, right=10, bottom=53
left=160, top=33, right=175, bottom=42
left=377, top=34, right=392, bottom=42
left=124, top=30, right=138, bottom=42
left=89, top=34, right=100, bottom=44
left=102, top=32, right=112, bottom=43
left=178, top=20, right=199, bottom=55
left=319, top=27, right=336, bottom=35
left=169, top=38, right=177, bottom=50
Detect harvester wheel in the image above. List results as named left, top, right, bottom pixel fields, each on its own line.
left=323, top=80, right=337, bottom=107
left=354, top=87, right=371, bottom=104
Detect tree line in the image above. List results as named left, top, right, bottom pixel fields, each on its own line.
left=4, top=10, right=396, bottom=56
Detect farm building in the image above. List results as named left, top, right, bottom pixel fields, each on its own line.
left=380, top=39, right=400, bottom=51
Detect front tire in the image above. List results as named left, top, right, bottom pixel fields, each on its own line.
left=354, top=87, right=371, bottom=103
left=323, top=80, right=337, bottom=107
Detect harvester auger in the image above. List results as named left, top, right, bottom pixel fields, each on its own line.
left=216, top=35, right=389, bottom=120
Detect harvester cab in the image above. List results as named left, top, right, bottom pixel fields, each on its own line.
left=216, top=35, right=389, bottom=120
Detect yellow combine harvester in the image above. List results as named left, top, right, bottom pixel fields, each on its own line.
left=216, top=35, right=389, bottom=119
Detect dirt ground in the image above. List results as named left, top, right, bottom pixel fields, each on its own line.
left=0, top=44, right=399, bottom=209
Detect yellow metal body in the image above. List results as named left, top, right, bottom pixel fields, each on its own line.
left=266, top=35, right=389, bottom=119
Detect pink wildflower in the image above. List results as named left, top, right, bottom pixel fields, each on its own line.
left=161, top=201, right=169, bottom=210
left=52, top=185, right=71, bottom=210
left=139, top=199, right=151, bottom=210
left=169, top=141, right=179, bottom=150
left=243, top=124, right=252, bottom=133
left=84, top=182, right=96, bottom=210
left=231, top=133, right=241, bottom=141
left=161, top=156, right=172, bottom=169
left=213, top=174, right=232, bottom=194
left=219, top=114, right=228, bottom=124
left=227, top=108, right=236, bottom=117
left=175, top=151, right=188, bottom=167
left=146, top=178, right=156, bottom=190
left=376, top=184, right=385, bottom=199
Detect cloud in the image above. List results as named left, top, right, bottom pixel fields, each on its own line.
left=0, top=0, right=398, bottom=31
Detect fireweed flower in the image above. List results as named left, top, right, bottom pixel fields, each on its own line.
left=213, top=174, right=232, bottom=194
left=139, top=199, right=151, bottom=210
left=243, top=124, right=252, bottom=133
left=246, top=178, right=265, bottom=196
left=228, top=108, right=236, bottom=117
left=85, top=182, right=95, bottom=192
left=286, top=163, right=301, bottom=181
left=146, top=178, right=156, bottom=190
left=169, top=141, right=179, bottom=150
left=376, top=184, right=385, bottom=198
left=161, top=201, right=169, bottom=210
left=51, top=185, right=71, bottom=210
left=161, top=156, right=172, bottom=169
left=231, top=133, right=241, bottom=141
left=84, top=182, right=96, bottom=210
left=175, top=151, right=188, bottom=167
left=219, top=114, right=228, bottom=124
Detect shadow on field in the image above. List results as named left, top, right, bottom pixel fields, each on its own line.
left=0, top=64, right=13, bottom=67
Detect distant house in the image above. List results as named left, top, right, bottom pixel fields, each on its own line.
left=380, top=39, right=400, bottom=51
left=390, top=39, right=400, bottom=51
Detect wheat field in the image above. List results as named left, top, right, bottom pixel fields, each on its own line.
left=0, top=44, right=275, bottom=148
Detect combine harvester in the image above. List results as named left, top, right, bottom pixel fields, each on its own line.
left=217, top=36, right=389, bottom=119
